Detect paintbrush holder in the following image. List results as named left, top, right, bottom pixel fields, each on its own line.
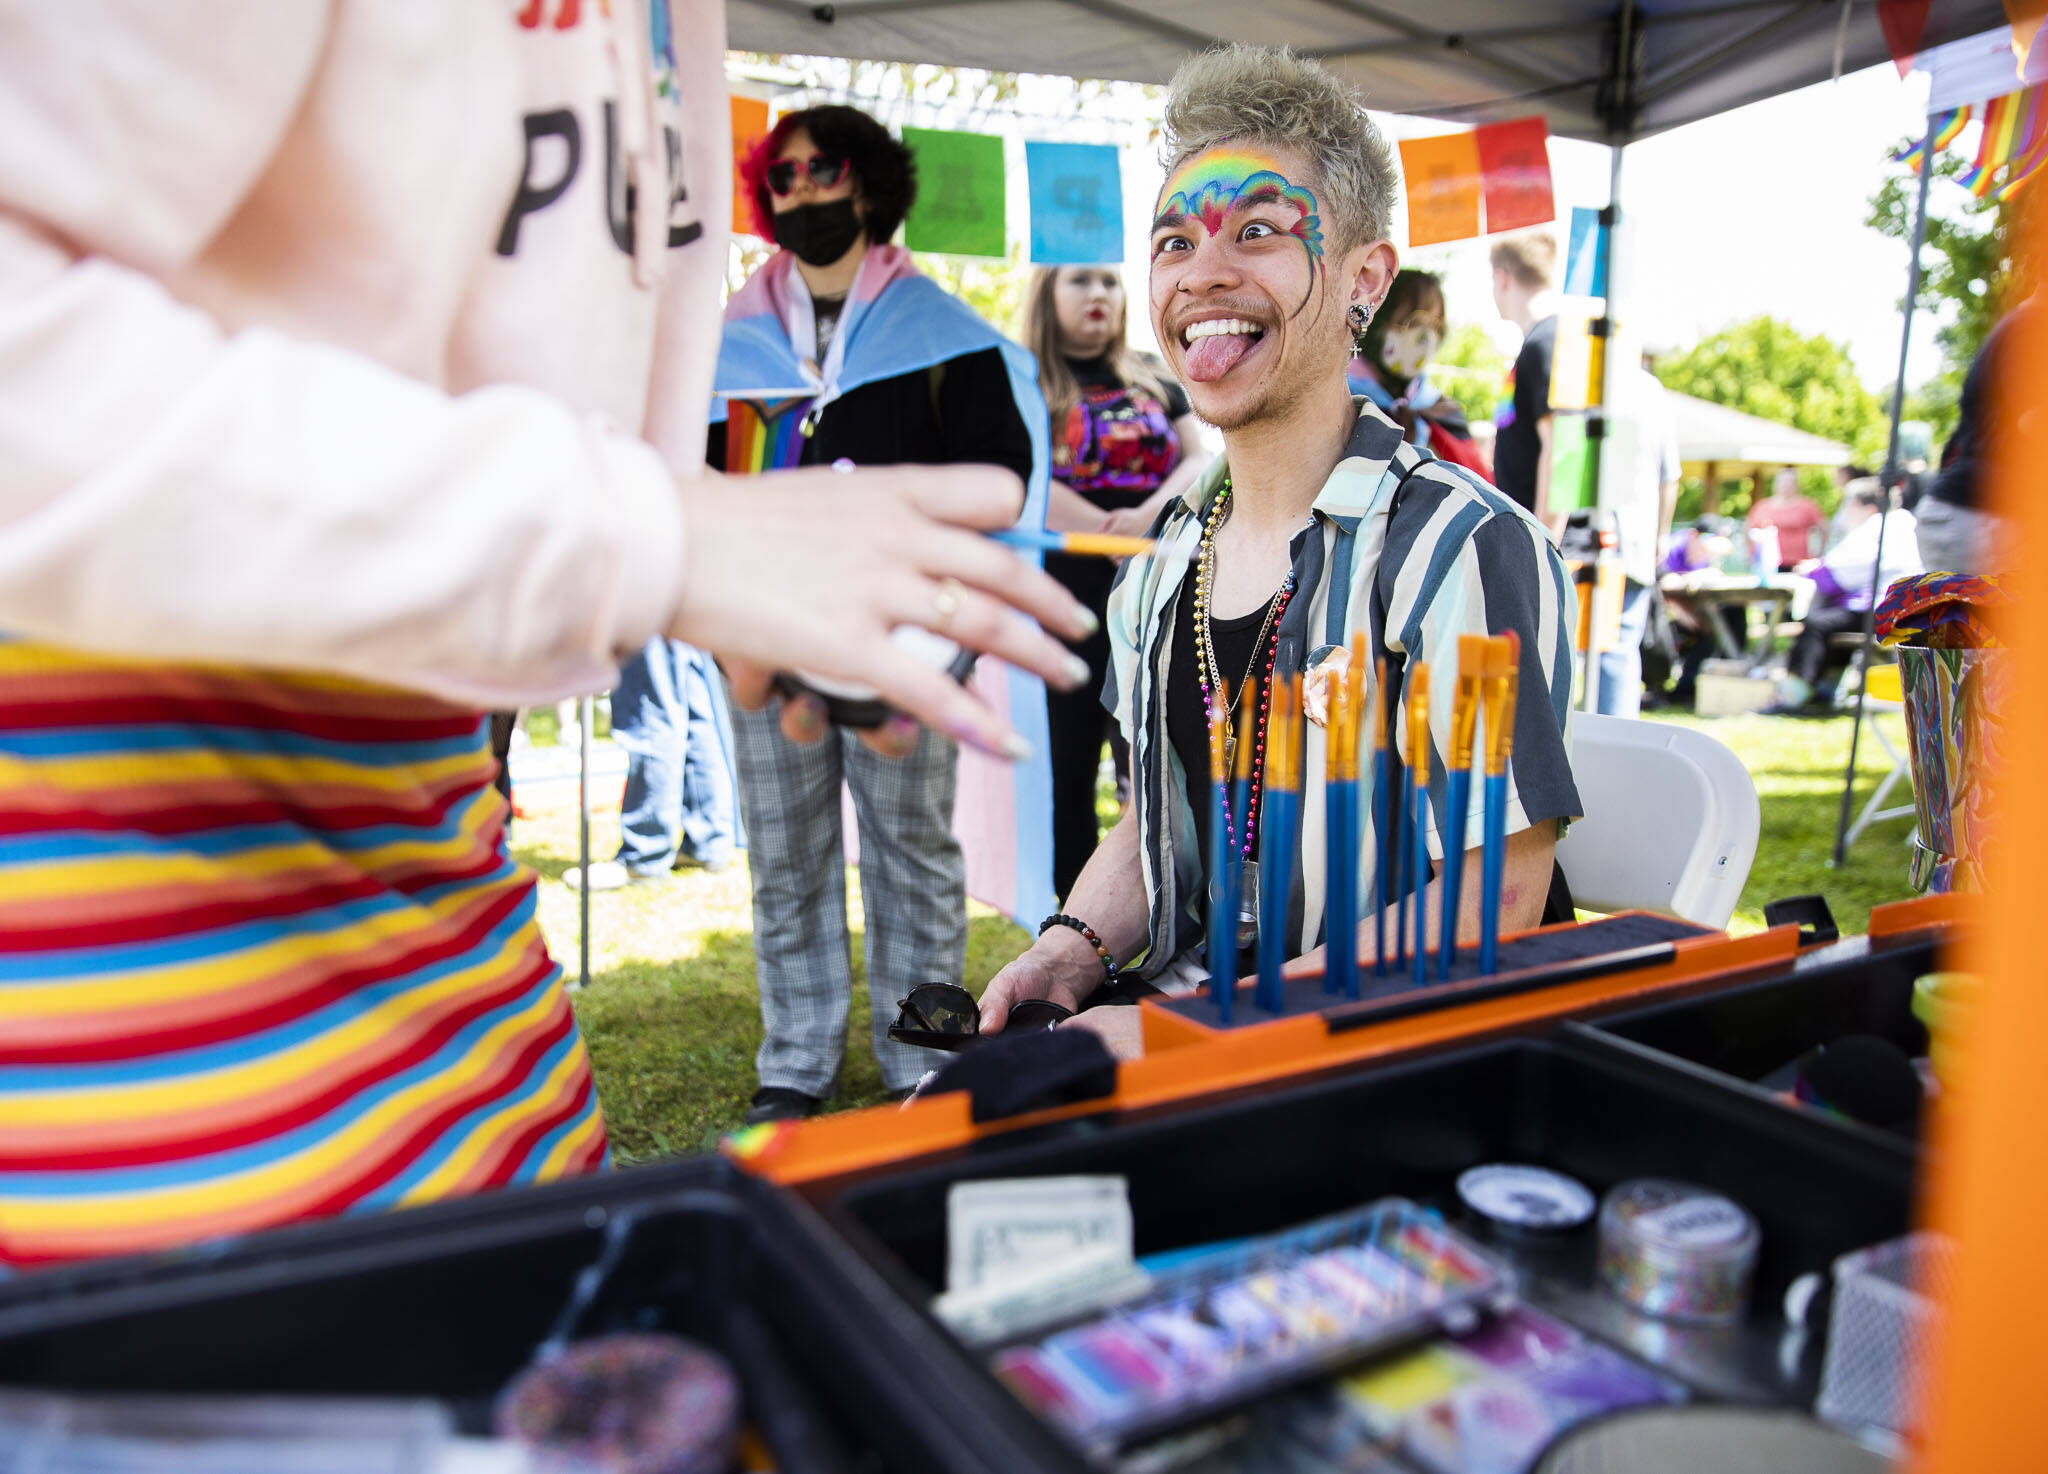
left=1164, top=913, right=1715, bottom=1034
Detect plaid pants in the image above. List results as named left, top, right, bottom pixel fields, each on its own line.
left=728, top=693, right=966, bottom=1095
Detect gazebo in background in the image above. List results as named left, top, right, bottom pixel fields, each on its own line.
left=1667, top=390, right=1854, bottom=517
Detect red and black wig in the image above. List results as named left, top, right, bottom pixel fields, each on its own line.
left=744, top=105, right=919, bottom=245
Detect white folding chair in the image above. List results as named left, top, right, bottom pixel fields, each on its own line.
left=1843, top=662, right=1916, bottom=850
left=1555, top=714, right=1761, bottom=929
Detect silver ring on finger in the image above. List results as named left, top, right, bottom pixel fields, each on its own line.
left=931, top=576, right=965, bottom=633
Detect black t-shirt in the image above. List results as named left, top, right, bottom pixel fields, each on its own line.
left=707, top=344, right=1033, bottom=484
left=812, top=294, right=846, bottom=358
left=1927, top=302, right=2032, bottom=511
left=1165, top=573, right=1281, bottom=884
left=1493, top=315, right=1556, bottom=514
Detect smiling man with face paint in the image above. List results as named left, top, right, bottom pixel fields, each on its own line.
left=980, top=46, right=1586, bottom=1058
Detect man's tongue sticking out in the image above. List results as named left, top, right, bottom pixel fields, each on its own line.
left=1185, top=329, right=1260, bottom=383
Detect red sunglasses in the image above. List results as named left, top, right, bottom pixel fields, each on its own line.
left=764, top=153, right=851, bottom=198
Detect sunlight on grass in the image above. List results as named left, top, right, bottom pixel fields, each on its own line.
left=528, top=709, right=1918, bottom=1161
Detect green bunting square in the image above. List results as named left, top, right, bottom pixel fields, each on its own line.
left=902, top=127, right=1007, bottom=257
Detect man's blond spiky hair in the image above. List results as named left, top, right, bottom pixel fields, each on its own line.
left=1160, top=45, right=1398, bottom=255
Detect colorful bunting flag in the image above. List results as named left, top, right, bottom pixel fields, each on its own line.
left=2009, top=0, right=2047, bottom=73
left=1997, top=97, right=2048, bottom=198
left=1893, top=104, right=1972, bottom=172
left=1473, top=116, right=1556, bottom=233
left=1563, top=206, right=1607, bottom=298
left=1025, top=141, right=1124, bottom=264
left=902, top=127, right=1007, bottom=257
left=1398, top=131, right=1482, bottom=247
left=1880, top=0, right=1933, bottom=77
left=1960, top=84, right=2046, bottom=196
left=730, top=94, right=771, bottom=240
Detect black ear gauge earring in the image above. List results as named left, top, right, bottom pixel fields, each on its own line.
left=1347, top=301, right=1374, bottom=355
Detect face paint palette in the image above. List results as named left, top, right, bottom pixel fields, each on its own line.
left=981, top=1198, right=1508, bottom=1453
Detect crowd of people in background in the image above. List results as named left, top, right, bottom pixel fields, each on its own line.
left=579, top=99, right=2019, bottom=1115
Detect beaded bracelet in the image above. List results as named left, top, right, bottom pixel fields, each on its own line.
left=1039, top=913, right=1120, bottom=983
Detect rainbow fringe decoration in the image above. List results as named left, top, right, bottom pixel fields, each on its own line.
left=1960, top=86, right=2046, bottom=198
left=1894, top=105, right=1972, bottom=172
left=721, top=396, right=813, bottom=474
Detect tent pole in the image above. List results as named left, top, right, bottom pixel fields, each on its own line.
left=1831, top=119, right=1933, bottom=869
left=1582, top=2, right=1636, bottom=713
left=578, top=692, right=593, bottom=989
left=1581, top=138, right=1626, bottom=712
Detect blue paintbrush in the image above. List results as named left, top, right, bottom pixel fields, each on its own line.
left=1439, top=635, right=1486, bottom=980
left=1322, top=639, right=1362, bottom=997
left=1406, top=664, right=1433, bottom=986
left=1255, top=674, right=1302, bottom=1013
left=1478, top=632, right=1522, bottom=975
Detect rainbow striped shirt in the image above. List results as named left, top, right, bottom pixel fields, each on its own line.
left=0, top=642, right=605, bottom=1265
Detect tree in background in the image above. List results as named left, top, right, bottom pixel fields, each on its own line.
left=1652, top=316, right=1887, bottom=519
left=1430, top=324, right=1510, bottom=425
left=1867, top=137, right=2033, bottom=447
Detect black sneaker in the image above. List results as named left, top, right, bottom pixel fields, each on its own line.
left=745, top=1086, right=822, bottom=1125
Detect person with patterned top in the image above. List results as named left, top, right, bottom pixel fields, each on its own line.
left=1023, top=265, right=1213, bottom=900
left=979, top=45, right=1583, bottom=1058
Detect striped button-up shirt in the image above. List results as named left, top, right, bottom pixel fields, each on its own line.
left=1104, top=404, right=1583, bottom=982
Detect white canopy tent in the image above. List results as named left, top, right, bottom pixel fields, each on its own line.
left=728, top=0, right=2007, bottom=143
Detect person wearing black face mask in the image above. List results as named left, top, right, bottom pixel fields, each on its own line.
left=709, top=105, right=1052, bottom=1125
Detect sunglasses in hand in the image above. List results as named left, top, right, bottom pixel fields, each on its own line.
left=765, top=153, right=851, bottom=197
left=888, top=983, right=1072, bottom=1053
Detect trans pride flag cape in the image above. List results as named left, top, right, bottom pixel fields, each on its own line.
left=712, top=246, right=1056, bottom=927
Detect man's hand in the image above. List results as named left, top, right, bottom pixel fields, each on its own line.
left=1099, top=504, right=1160, bottom=541
left=1302, top=644, right=1350, bottom=728
left=678, top=464, right=1095, bottom=759
left=1062, top=1006, right=1144, bottom=1060
left=723, top=680, right=926, bottom=759
left=979, top=927, right=1103, bottom=1033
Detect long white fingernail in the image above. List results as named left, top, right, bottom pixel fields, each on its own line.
left=1063, top=653, right=1091, bottom=687
left=1002, top=732, right=1034, bottom=761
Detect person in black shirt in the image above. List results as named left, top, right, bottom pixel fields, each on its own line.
left=1917, top=289, right=2035, bottom=574
left=1022, top=265, right=1211, bottom=899
left=711, top=106, right=1046, bottom=1125
left=1489, top=231, right=1560, bottom=527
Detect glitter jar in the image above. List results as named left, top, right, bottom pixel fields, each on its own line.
left=1597, top=1178, right=1759, bottom=1324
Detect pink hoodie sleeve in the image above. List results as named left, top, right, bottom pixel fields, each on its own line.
left=0, top=2, right=687, bottom=707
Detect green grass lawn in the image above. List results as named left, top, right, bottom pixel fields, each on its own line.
left=516, top=708, right=1919, bottom=1162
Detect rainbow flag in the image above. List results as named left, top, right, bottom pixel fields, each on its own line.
left=1895, top=105, right=1972, bottom=171
left=720, top=397, right=811, bottom=475
left=1997, top=86, right=2048, bottom=199
left=1959, top=85, right=2045, bottom=196
left=712, top=247, right=1056, bottom=928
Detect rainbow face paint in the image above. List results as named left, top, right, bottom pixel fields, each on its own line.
left=1151, top=146, right=1326, bottom=266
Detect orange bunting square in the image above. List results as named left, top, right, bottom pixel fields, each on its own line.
left=1398, top=131, right=1482, bottom=247
left=731, top=94, right=771, bottom=240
